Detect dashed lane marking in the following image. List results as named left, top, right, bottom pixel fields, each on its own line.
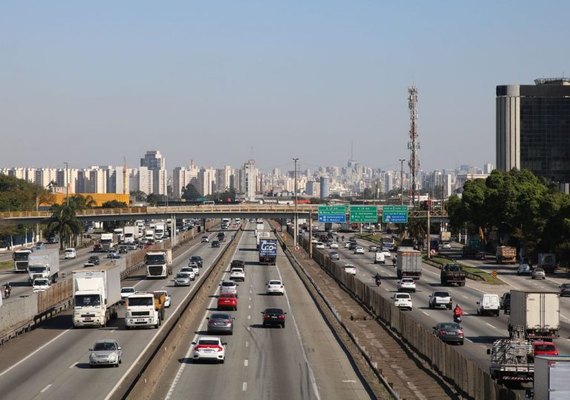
left=242, top=382, right=247, bottom=392
left=244, top=359, right=248, bottom=367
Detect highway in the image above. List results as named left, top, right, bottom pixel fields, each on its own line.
left=0, top=221, right=370, bottom=400
left=328, top=234, right=570, bottom=376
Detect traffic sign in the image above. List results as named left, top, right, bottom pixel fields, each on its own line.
left=318, top=205, right=347, bottom=223
left=349, top=206, right=378, bottom=223
left=382, top=205, right=408, bottom=223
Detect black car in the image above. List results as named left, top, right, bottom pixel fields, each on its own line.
left=231, top=259, right=245, bottom=270
left=560, top=284, right=570, bottom=297
left=88, top=255, right=100, bottom=265
left=212, top=240, right=221, bottom=248
left=190, top=256, right=204, bottom=268
left=500, top=292, right=511, bottom=314
left=217, top=232, right=225, bottom=242
left=261, top=308, right=287, bottom=328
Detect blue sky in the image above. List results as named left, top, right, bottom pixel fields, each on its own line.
left=1, top=1, right=568, bottom=173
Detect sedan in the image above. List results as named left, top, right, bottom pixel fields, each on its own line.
left=211, top=240, right=221, bottom=248
left=517, top=263, right=532, bottom=276
left=179, top=267, right=196, bottom=280
left=107, top=251, right=120, bottom=259
left=217, top=293, right=238, bottom=310
left=433, top=322, right=464, bottom=345
left=261, top=308, right=287, bottom=328
left=190, top=256, right=204, bottom=268
left=354, top=246, right=365, bottom=254
left=532, top=267, right=546, bottom=280
left=343, top=264, right=356, bottom=276
left=329, top=251, right=340, bottom=261
left=368, top=245, right=378, bottom=252
left=219, top=280, right=238, bottom=296
left=88, top=255, right=100, bottom=265
left=397, top=278, right=417, bottom=292
left=229, top=268, right=245, bottom=282
left=393, top=293, right=413, bottom=310
left=89, top=339, right=122, bottom=367
left=174, top=272, right=193, bottom=286
left=266, top=280, right=285, bottom=295
left=201, top=236, right=209, bottom=243
left=315, top=242, right=325, bottom=249
left=191, top=336, right=226, bottom=363
left=207, top=313, right=234, bottom=335
left=560, top=283, right=570, bottom=297
left=329, top=242, right=339, bottom=249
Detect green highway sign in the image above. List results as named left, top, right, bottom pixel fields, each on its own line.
left=349, top=206, right=378, bottom=223
left=318, top=205, right=347, bottom=223
left=382, top=205, right=409, bottom=223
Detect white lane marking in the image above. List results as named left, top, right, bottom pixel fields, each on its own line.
left=242, top=382, right=247, bottom=391
left=247, top=315, right=251, bottom=320
left=342, top=380, right=356, bottom=383
left=245, top=341, right=249, bottom=348
left=248, top=304, right=251, bottom=309
left=68, top=362, right=77, bottom=369
left=421, top=311, right=430, bottom=316
left=465, top=338, right=473, bottom=343
left=249, top=297, right=252, bottom=301
left=40, top=384, right=52, bottom=393
left=485, top=322, right=498, bottom=330
left=0, top=330, right=70, bottom=378
left=562, top=314, right=569, bottom=321
left=244, top=359, right=248, bottom=367
left=276, top=263, right=322, bottom=400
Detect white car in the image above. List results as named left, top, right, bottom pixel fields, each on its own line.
left=442, top=242, right=452, bottom=249
left=188, top=262, right=200, bottom=276
left=266, top=279, right=285, bottom=295
left=201, top=236, right=209, bottom=243
left=344, top=242, right=351, bottom=248
left=64, top=248, right=77, bottom=259
left=344, top=264, right=357, bottom=276
left=219, top=280, right=238, bottom=296
left=32, top=278, right=50, bottom=292
left=397, top=278, right=416, bottom=292
left=229, top=268, right=245, bottom=282
left=191, top=336, right=226, bottom=363
left=354, top=246, right=365, bottom=254
left=180, top=267, right=197, bottom=280
left=329, top=242, right=339, bottom=249
left=393, top=293, right=413, bottom=310
left=315, top=242, right=325, bottom=249
left=175, top=272, right=193, bottom=286
left=120, top=287, right=136, bottom=301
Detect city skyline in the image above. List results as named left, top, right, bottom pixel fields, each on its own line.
left=2, top=2, right=568, bottom=171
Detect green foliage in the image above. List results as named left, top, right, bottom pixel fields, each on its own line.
left=45, top=204, right=83, bottom=249
left=0, top=175, right=47, bottom=211
left=101, top=200, right=128, bottom=208
left=146, top=194, right=167, bottom=206
left=130, top=190, right=147, bottom=202
left=181, top=183, right=201, bottom=201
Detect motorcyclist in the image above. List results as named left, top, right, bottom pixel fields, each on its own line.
left=453, top=304, right=463, bottom=319
left=4, top=282, right=11, bottom=298
left=374, top=273, right=381, bottom=286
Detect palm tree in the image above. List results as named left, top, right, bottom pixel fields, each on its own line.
left=45, top=204, right=83, bottom=249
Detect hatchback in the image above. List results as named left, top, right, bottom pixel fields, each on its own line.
left=261, top=308, right=287, bottom=328
left=219, top=280, right=238, bottom=296
left=89, top=339, right=122, bottom=367
left=397, top=278, right=417, bottom=292
left=207, top=313, right=234, bottom=335
left=393, top=293, right=413, bottom=310
left=433, top=322, right=464, bottom=345
left=532, top=267, right=546, bottom=280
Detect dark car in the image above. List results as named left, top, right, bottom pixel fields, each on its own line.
left=261, top=308, right=287, bottom=328
left=560, top=284, right=570, bottom=297
left=217, top=232, right=226, bottom=242
left=212, top=240, right=221, bottom=248
left=207, top=312, right=234, bottom=335
left=231, top=259, right=245, bottom=271
left=190, top=256, right=204, bottom=268
left=433, top=322, right=464, bottom=345
left=93, top=244, right=103, bottom=253
left=500, top=292, right=511, bottom=314
left=88, top=256, right=100, bottom=265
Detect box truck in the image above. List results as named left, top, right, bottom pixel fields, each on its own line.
left=534, top=355, right=570, bottom=399
left=72, top=263, right=122, bottom=327
left=508, top=290, right=560, bottom=340
left=259, top=239, right=278, bottom=265
left=396, top=249, right=422, bottom=279
left=27, top=248, right=59, bottom=284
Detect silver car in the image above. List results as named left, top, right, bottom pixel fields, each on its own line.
left=175, top=272, right=192, bottom=286
left=532, top=267, right=546, bottom=280
left=89, top=339, right=122, bottom=367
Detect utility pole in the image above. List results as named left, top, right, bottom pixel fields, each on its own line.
left=293, top=158, right=299, bottom=248
left=407, top=86, right=420, bottom=207
left=64, top=162, right=70, bottom=207
left=398, top=159, right=405, bottom=206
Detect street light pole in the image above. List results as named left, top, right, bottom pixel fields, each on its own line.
left=293, top=158, right=299, bottom=248
left=398, top=159, right=405, bottom=206
left=64, top=162, right=70, bottom=207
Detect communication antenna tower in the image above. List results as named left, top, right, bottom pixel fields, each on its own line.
left=407, top=86, right=420, bottom=206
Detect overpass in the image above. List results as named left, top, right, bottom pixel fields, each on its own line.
left=0, top=204, right=448, bottom=224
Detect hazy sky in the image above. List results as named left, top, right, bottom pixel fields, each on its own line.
left=1, top=1, right=568, bottom=173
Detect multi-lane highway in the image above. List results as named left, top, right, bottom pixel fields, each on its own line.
left=0, top=221, right=371, bottom=400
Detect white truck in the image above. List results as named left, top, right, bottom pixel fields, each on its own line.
left=123, top=226, right=138, bottom=244
left=508, top=291, right=560, bottom=340
left=144, top=229, right=155, bottom=243
left=72, top=263, right=122, bottom=327
left=534, top=355, right=570, bottom=399
left=27, top=248, right=60, bottom=284
left=154, top=223, right=166, bottom=240
left=100, top=232, right=115, bottom=251
left=396, top=249, right=422, bottom=279
left=113, top=228, right=124, bottom=243
left=145, top=249, right=173, bottom=279
left=13, top=249, right=32, bottom=272
left=125, top=291, right=165, bottom=329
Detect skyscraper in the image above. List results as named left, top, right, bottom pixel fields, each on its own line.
left=497, top=78, right=570, bottom=187
left=140, top=150, right=167, bottom=195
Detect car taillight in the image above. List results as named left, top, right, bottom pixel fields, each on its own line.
left=439, top=329, right=447, bottom=335
left=264, top=315, right=270, bottom=319
left=278, top=315, right=285, bottom=320
left=458, top=330, right=464, bottom=336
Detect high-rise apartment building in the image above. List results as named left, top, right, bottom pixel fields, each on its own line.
left=497, top=78, right=570, bottom=186
left=240, top=160, right=258, bottom=201
left=140, top=150, right=167, bottom=195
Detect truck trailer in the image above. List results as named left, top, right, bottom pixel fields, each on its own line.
left=259, top=239, right=277, bottom=265
left=534, top=355, right=570, bottom=399
left=72, top=263, right=122, bottom=327
left=396, top=249, right=422, bottom=279
left=508, top=290, right=560, bottom=340
left=27, top=248, right=60, bottom=284
left=496, top=245, right=517, bottom=264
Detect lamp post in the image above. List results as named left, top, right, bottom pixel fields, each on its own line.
left=293, top=158, right=299, bottom=248
left=398, top=159, right=405, bottom=206
left=64, top=162, right=70, bottom=207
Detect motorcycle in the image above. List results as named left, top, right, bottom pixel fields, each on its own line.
left=374, top=276, right=381, bottom=287
left=4, top=286, right=11, bottom=299
left=453, top=315, right=462, bottom=323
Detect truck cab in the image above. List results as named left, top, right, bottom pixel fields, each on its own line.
left=145, top=250, right=173, bottom=279
left=125, top=292, right=164, bottom=329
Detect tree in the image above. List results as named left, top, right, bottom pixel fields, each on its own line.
left=101, top=200, right=128, bottom=209
left=45, top=204, right=82, bottom=249
left=101, top=201, right=128, bottom=231
left=146, top=194, right=167, bottom=206
left=181, top=183, right=201, bottom=201
left=68, top=194, right=96, bottom=210
left=130, top=190, right=147, bottom=202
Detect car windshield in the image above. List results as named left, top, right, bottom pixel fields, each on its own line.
left=128, top=297, right=153, bottom=306
left=13, top=253, right=30, bottom=261
left=34, top=279, right=49, bottom=285
left=395, top=294, right=409, bottom=299
left=177, top=273, right=190, bottom=278
left=219, top=293, right=235, bottom=298
left=434, top=292, right=450, bottom=297
left=439, top=323, right=460, bottom=330
left=210, top=313, right=230, bottom=320
left=145, top=254, right=166, bottom=264
left=447, top=264, right=461, bottom=271
left=265, top=308, right=283, bottom=315
left=198, top=340, right=220, bottom=346
left=221, top=282, right=235, bottom=287
left=535, top=344, right=556, bottom=352
left=121, top=288, right=135, bottom=294
left=94, top=342, right=117, bottom=351
left=75, top=294, right=101, bottom=307
left=269, top=280, right=281, bottom=285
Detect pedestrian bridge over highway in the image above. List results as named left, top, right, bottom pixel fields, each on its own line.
left=0, top=204, right=448, bottom=224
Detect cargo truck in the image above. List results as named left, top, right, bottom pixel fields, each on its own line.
left=508, top=291, right=560, bottom=340
left=154, top=223, right=166, bottom=240
left=72, top=263, right=121, bottom=327
left=538, top=253, right=556, bottom=273
left=123, top=226, right=138, bottom=244
left=439, top=231, right=451, bottom=243
left=125, top=291, right=166, bottom=329
left=144, top=229, right=155, bottom=243
left=27, top=248, right=60, bottom=284
left=100, top=233, right=115, bottom=251
left=259, top=239, right=277, bottom=265
left=12, top=249, right=32, bottom=272
left=496, top=245, right=517, bottom=264
left=487, top=338, right=534, bottom=384
left=440, top=263, right=467, bottom=286
left=396, top=249, right=422, bottom=279
left=145, top=250, right=173, bottom=279
left=256, top=231, right=271, bottom=249
left=534, top=355, right=570, bottom=399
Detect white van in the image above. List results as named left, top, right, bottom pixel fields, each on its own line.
left=476, top=293, right=500, bottom=316
left=64, top=248, right=77, bottom=259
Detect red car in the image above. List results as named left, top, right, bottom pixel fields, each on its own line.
left=217, top=293, right=238, bottom=311
left=533, top=341, right=559, bottom=357
left=92, top=244, right=103, bottom=252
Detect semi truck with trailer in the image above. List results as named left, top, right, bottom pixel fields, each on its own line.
left=145, top=250, right=173, bottom=279
left=508, top=290, right=560, bottom=340
left=396, top=249, right=422, bottom=279
left=27, top=248, right=60, bottom=284
left=100, top=233, right=115, bottom=251
left=72, top=263, right=122, bottom=327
